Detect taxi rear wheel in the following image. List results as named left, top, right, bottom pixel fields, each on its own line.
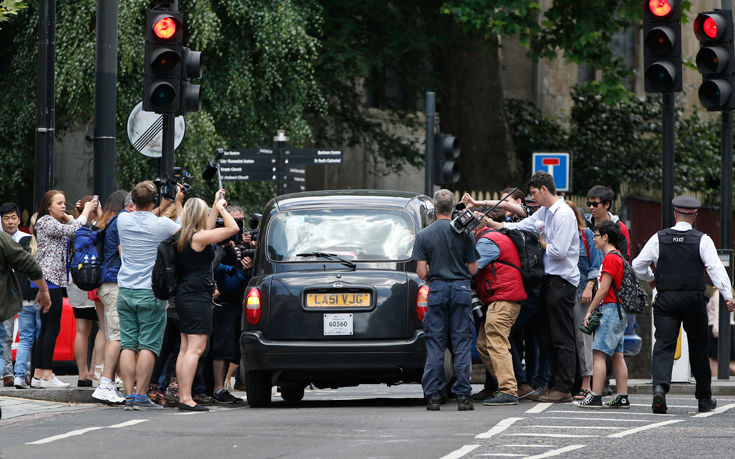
left=246, top=370, right=272, bottom=407
left=281, top=386, right=305, bottom=404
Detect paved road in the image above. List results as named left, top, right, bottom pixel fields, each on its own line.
left=2, top=385, right=735, bottom=458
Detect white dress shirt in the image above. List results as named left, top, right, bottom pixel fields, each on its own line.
left=632, top=221, right=733, bottom=301
left=504, top=196, right=580, bottom=286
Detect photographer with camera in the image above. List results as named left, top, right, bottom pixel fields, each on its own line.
left=471, top=209, right=527, bottom=406
left=210, top=205, right=253, bottom=405
left=413, top=189, right=479, bottom=411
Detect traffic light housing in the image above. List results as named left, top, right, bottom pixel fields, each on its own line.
left=143, top=9, right=202, bottom=114
left=643, top=0, right=682, bottom=93
left=694, top=10, right=735, bottom=111
left=433, top=133, right=460, bottom=186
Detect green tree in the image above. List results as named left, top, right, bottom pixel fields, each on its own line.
left=0, top=0, right=25, bottom=26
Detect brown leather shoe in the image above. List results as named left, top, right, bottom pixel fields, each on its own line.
left=3, top=376, right=13, bottom=387
left=538, top=389, right=573, bottom=403
left=517, top=384, right=534, bottom=399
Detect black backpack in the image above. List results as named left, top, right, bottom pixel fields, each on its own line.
left=493, top=228, right=545, bottom=291
left=151, top=235, right=179, bottom=300
left=608, top=250, right=648, bottom=317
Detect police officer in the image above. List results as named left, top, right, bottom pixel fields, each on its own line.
left=413, top=189, right=479, bottom=411
left=633, top=195, right=735, bottom=414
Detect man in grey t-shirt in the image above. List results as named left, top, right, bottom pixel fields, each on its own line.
left=116, top=180, right=183, bottom=410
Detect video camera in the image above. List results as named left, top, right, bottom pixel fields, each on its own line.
left=449, top=187, right=518, bottom=234
left=155, top=167, right=193, bottom=202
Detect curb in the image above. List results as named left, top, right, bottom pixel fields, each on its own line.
left=0, top=387, right=95, bottom=403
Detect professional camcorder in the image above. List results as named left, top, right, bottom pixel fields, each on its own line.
left=449, top=187, right=518, bottom=234
left=155, top=167, right=193, bottom=201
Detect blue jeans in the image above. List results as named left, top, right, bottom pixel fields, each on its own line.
left=422, top=279, right=473, bottom=398
left=14, top=304, right=41, bottom=378
left=0, top=320, right=6, bottom=376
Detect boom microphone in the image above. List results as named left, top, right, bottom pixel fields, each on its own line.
left=202, top=148, right=225, bottom=181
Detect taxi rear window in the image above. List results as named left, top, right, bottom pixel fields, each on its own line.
left=266, top=209, right=415, bottom=262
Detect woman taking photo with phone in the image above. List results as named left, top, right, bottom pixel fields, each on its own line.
left=175, top=190, right=238, bottom=411
left=32, top=190, right=98, bottom=388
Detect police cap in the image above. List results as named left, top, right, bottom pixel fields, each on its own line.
left=672, top=195, right=700, bottom=214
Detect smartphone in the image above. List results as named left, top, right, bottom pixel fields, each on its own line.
left=93, top=194, right=99, bottom=201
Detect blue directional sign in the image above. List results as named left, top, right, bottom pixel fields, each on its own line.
left=532, top=152, right=571, bottom=192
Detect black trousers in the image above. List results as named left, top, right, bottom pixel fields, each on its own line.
left=652, top=290, right=711, bottom=399
left=539, top=275, right=577, bottom=393
left=32, top=288, right=65, bottom=370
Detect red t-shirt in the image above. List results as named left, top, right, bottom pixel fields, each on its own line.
left=598, top=252, right=624, bottom=304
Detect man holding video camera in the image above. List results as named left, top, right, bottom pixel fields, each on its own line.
left=413, top=189, right=479, bottom=411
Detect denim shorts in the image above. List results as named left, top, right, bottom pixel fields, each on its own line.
left=592, top=302, right=627, bottom=356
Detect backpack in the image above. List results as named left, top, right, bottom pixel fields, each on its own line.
left=151, top=235, right=179, bottom=300
left=495, top=228, right=545, bottom=291
left=608, top=250, right=648, bottom=316
left=70, top=224, right=104, bottom=291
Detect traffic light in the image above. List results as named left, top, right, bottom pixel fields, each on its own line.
left=433, top=132, right=460, bottom=185
left=694, top=10, right=735, bottom=111
left=143, top=9, right=202, bottom=114
left=643, top=0, right=682, bottom=93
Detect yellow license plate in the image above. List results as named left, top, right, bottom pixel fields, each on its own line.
left=306, top=293, right=371, bottom=307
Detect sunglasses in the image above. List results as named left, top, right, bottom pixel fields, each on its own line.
left=586, top=201, right=605, bottom=208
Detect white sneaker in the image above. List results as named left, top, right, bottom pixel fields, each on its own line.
left=31, top=377, right=44, bottom=388
left=92, top=384, right=125, bottom=404
left=50, top=375, right=70, bottom=388
left=31, top=376, right=69, bottom=388
left=14, top=377, right=29, bottom=389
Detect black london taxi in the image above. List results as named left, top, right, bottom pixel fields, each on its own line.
left=240, top=190, right=435, bottom=406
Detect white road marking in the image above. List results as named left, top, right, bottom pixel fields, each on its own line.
left=692, top=403, right=735, bottom=418
left=519, top=425, right=624, bottom=430
left=503, top=433, right=598, bottom=438
left=607, top=419, right=684, bottom=438
left=27, top=419, right=149, bottom=445
left=524, top=444, right=586, bottom=458
left=477, top=454, right=525, bottom=457
left=440, top=444, right=480, bottom=459
left=525, top=403, right=552, bottom=414
left=475, top=417, right=524, bottom=439
left=546, top=409, right=676, bottom=416
left=499, top=444, right=556, bottom=448
left=536, top=416, right=649, bottom=422
left=630, top=403, right=695, bottom=408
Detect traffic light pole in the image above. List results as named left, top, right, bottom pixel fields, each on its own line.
left=718, top=109, right=733, bottom=380
left=424, top=91, right=435, bottom=197
left=33, top=0, right=56, bottom=211
left=159, top=113, right=175, bottom=179
left=93, top=0, right=118, bottom=202
left=662, top=93, right=675, bottom=229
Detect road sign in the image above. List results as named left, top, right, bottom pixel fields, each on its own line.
left=219, top=148, right=277, bottom=181
left=532, top=152, right=571, bottom=192
left=126, top=101, right=186, bottom=158
left=283, top=166, right=306, bottom=193
left=284, top=148, right=343, bottom=164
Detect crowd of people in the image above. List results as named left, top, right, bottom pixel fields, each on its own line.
left=414, top=171, right=735, bottom=413
left=0, top=180, right=255, bottom=412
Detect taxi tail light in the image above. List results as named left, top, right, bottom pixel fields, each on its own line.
left=246, top=288, right=262, bottom=325
left=416, top=285, right=429, bottom=322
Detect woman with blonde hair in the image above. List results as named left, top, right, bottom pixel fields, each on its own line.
left=174, top=190, right=238, bottom=411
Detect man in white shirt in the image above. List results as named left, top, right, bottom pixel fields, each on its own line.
left=483, top=172, right=580, bottom=403
left=633, top=195, right=735, bottom=414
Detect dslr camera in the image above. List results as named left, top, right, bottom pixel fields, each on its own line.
left=155, top=167, right=193, bottom=201
left=471, top=289, right=487, bottom=324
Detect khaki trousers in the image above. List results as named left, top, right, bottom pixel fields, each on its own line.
left=476, top=300, right=521, bottom=396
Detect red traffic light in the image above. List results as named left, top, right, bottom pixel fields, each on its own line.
left=153, top=17, right=177, bottom=40
left=694, top=13, right=728, bottom=41
left=648, top=0, right=672, bottom=17
left=703, top=17, right=719, bottom=38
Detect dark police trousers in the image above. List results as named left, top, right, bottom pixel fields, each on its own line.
left=421, top=279, right=473, bottom=398
left=652, top=290, right=711, bottom=399
left=538, top=275, right=577, bottom=393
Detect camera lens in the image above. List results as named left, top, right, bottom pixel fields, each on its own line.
left=471, top=291, right=485, bottom=323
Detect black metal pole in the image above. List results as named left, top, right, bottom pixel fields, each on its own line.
left=93, top=0, right=119, bottom=201
left=424, top=91, right=435, bottom=197
left=718, top=109, right=733, bottom=380
left=33, top=0, right=56, bottom=210
left=661, top=93, right=675, bottom=229
left=159, top=113, right=175, bottom=178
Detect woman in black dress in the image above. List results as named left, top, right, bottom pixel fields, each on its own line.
left=175, top=190, right=239, bottom=411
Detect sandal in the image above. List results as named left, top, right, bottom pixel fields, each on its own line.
left=574, top=389, right=591, bottom=400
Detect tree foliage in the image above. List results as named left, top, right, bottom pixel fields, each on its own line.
left=0, top=0, right=25, bottom=26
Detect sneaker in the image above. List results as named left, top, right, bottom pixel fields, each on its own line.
left=517, top=384, right=534, bottom=400
left=698, top=396, right=717, bottom=413
left=51, top=375, right=70, bottom=388
left=124, top=397, right=135, bottom=411
left=193, top=392, right=215, bottom=406
left=214, top=389, right=244, bottom=405
left=92, top=385, right=125, bottom=404
left=575, top=392, right=602, bottom=409
left=456, top=394, right=474, bottom=411
left=14, top=377, right=29, bottom=389
left=31, top=376, right=70, bottom=388
left=31, top=377, right=44, bottom=388
left=538, top=389, right=573, bottom=403
left=178, top=402, right=209, bottom=412
left=133, top=396, right=164, bottom=410
left=574, top=389, right=591, bottom=401
left=426, top=393, right=442, bottom=411
left=652, top=384, right=667, bottom=414
left=472, top=388, right=495, bottom=401
left=483, top=391, right=519, bottom=406
left=604, top=394, right=630, bottom=409
left=527, top=388, right=548, bottom=402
